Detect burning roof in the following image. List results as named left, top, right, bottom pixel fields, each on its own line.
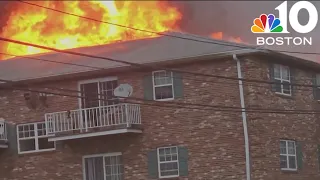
left=0, top=1, right=182, bottom=60
left=0, top=32, right=258, bottom=82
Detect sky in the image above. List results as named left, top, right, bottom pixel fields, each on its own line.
left=0, top=1, right=319, bottom=62
left=174, top=1, right=320, bottom=62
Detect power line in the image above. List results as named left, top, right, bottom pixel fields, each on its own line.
left=17, top=0, right=320, bottom=56
left=1, top=52, right=317, bottom=93
left=0, top=52, right=240, bottom=86
left=0, top=37, right=319, bottom=90
left=0, top=3, right=318, bottom=113
left=1, top=79, right=320, bottom=115
left=0, top=52, right=105, bottom=70
left=2, top=84, right=320, bottom=115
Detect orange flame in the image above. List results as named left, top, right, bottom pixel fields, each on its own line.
left=0, top=1, right=182, bottom=60
left=210, top=32, right=243, bottom=43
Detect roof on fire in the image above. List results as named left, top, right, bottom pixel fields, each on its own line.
left=0, top=31, right=317, bottom=83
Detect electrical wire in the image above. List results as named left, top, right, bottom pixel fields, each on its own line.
left=0, top=52, right=317, bottom=93
left=17, top=0, right=320, bottom=56
left=0, top=37, right=319, bottom=90
left=1, top=80, right=320, bottom=115
left=3, top=84, right=320, bottom=115
left=0, top=2, right=318, bottom=114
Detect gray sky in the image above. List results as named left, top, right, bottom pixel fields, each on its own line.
left=175, top=1, right=320, bottom=62
left=1, top=1, right=320, bottom=62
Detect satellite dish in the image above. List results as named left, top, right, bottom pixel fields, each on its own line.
left=114, top=84, right=133, bottom=98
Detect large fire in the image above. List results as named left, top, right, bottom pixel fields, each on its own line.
left=0, top=1, right=182, bottom=60
left=210, top=32, right=243, bottom=43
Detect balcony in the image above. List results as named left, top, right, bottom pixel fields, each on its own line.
left=45, top=103, right=142, bottom=141
left=0, top=120, right=8, bottom=148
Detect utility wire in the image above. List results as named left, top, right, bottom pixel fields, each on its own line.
left=0, top=37, right=319, bottom=90
left=18, top=0, right=320, bottom=56
left=0, top=3, right=317, bottom=113
left=1, top=77, right=320, bottom=114
left=2, top=84, right=320, bottom=115
left=0, top=52, right=316, bottom=93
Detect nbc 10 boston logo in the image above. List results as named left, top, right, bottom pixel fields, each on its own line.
left=251, top=1, right=318, bottom=46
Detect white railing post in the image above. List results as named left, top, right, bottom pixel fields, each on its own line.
left=79, top=109, right=84, bottom=132
left=43, top=103, right=141, bottom=135
left=45, top=114, right=49, bottom=136
left=138, top=105, right=141, bottom=124
left=4, top=122, right=7, bottom=140
left=125, top=104, right=130, bottom=128
left=84, top=109, right=88, bottom=132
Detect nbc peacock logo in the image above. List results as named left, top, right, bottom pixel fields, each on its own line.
left=251, top=14, right=283, bottom=33
left=252, top=1, right=318, bottom=46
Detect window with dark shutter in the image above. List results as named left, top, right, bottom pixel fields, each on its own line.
left=273, top=64, right=291, bottom=96
left=280, top=140, right=298, bottom=171
left=84, top=153, right=124, bottom=180
left=152, top=71, right=174, bottom=100
left=146, top=70, right=184, bottom=101
left=148, top=146, right=188, bottom=179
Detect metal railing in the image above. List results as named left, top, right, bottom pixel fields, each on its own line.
left=45, top=103, right=141, bottom=135
left=0, top=120, right=7, bottom=141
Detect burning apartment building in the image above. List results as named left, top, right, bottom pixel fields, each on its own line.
left=0, top=1, right=320, bottom=180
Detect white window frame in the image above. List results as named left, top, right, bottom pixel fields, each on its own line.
left=77, top=77, right=118, bottom=108
left=82, top=152, right=123, bottom=180
left=157, top=146, right=179, bottom=179
left=274, top=64, right=291, bottom=96
left=280, top=140, right=297, bottom=171
left=152, top=70, right=174, bottom=101
left=17, top=122, right=56, bottom=154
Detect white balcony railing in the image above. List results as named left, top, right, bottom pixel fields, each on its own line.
left=45, top=103, right=141, bottom=135
left=0, top=120, right=7, bottom=141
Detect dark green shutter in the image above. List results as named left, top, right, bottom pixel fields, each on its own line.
left=296, top=142, right=303, bottom=170
left=178, top=146, right=188, bottom=176
left=147, top=150, right=158, bottom=179
left=6, top=123, right=18, bottom=154
left=269, top=64, right=276, bottom=91
left=173, top=72, right=184, bottom=99
left=318, top=145, right=320, bottom=171
left=144, top=74, right=154, bottom=100
left=312, top=74, right=319, bottom=100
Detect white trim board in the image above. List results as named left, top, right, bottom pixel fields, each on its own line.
left=0, top=144, right=8, bottom=148
left=48, top=129, right=142, bottom=142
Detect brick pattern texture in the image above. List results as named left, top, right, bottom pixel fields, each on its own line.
left=0, top=57, right=319, bottom=180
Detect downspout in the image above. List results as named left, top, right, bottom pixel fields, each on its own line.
left=233, top=54, right=251, bottom=180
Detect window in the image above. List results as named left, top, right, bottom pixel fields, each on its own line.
left=79, top=77, right=119, bottom=108
left=17, top=122, right=55, bottom=154
left=153, top=71, right=174, bottom=100
left=273, top=64, right=291, bottom=95
left=157, top=146, right=179, bottom=178
left=280, top=140, right=297, bottom=170
left=83, top=153, right=124, bottom=180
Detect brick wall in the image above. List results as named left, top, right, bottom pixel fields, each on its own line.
left=0, top=56, right=319, bottom=180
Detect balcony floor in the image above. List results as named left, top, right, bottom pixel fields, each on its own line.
left=0, top=140, right=8, bottom=148
left=48, top=124, right=143, bottom=142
